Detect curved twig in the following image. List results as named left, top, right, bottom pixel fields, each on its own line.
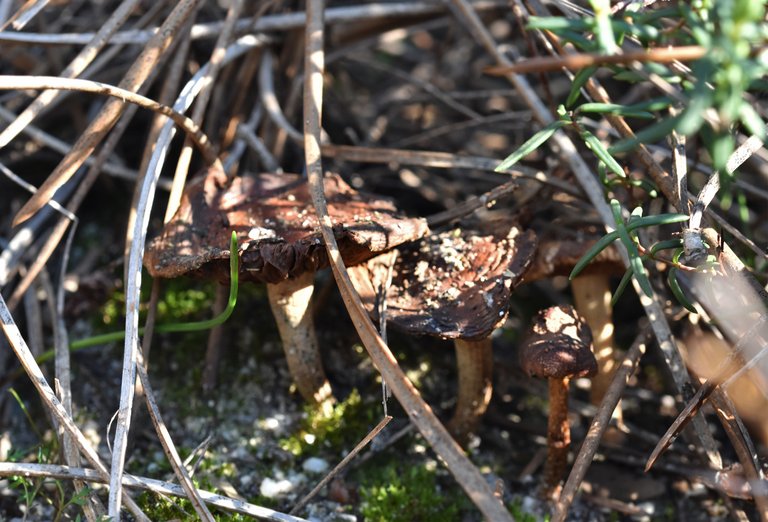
left=0, top=75, right=217, bottom=165
left=260, top=50, right=304, bottom=143
left=0, top=0, right=143, bottom=148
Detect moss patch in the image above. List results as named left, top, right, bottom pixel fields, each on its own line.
left=359, top=462, right=471, bottom=521
left=279, top=390, right=376, bottom=457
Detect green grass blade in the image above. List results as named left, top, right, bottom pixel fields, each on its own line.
left=676, top=92, right=711, bottom=137
left=609, top=113, right=681, bottom=153
left=709, top=130, right=734, bottom=174
left=739, top=103, right=767, bottom=140
left=626, top=177, right=659, bottom=198
left=668, top=267, right=697, bottom=313
left=580, top=129, right=625, bottom=177
left=567, top=66, right=598, bottom=108
left=568, top=230, right=620, bottom=279
left=527, top=16, right=591, bottom=31
left=496, top=120, right=567, bottom=171
left=650, top=238, right=684, bottom=256
left=49, top=232, right=240, bottom=360
left=611, top=200, right=653, bottom=297
left=156, top=231, right=239, bottom=332
left=625, top=97, right=673, bottom=113
left=610, top=268, right=634, bottom=307
left=611, top=20, right=661, bottom=42
left=590, top=0, right=617, bottom=53
left=576, top=102, right=654, bottom=119
left=625, top=213, right=689, bottom=231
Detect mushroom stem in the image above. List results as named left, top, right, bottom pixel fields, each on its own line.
left=267, top=271, right=333, bottom=405
left=543, top=376, right=571, bottom=499
left=571, top=275, right=618, bottom=412
left=448, top=338, right=493, bottom=443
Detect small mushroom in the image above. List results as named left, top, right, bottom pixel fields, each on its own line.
left=519, top=305, right=596, bottom=499
left=523, top=236, right=623, bottom=419
left=145, top=167, right=428, bottom=404
left=349, top=221, right=537, bottom=443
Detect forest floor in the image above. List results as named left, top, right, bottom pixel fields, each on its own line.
left=1, top=1, right=767, bottom=521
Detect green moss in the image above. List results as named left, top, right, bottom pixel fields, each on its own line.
left=156, top=287, right=212, bottom=321
left=522, top=393, right=549, bottom=413
left=99, top=275, right=214, bottom=328
left=279, top=390, right=375, bottom=457
left=136, top=490, right=193, bottom=520
left=137, top=483, right=255, bottom=521
left=359, top=463, right=470, bottom=522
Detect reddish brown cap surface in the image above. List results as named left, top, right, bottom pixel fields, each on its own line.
left=519, top=305, right=596, bottom=379
left=349, top=221, right=537, bottom=341
left=144, top=168, right=429, bottom=284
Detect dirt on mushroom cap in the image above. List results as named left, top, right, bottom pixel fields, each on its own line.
left=519, top=305, right=597, bottom=380
left=144, top=167, right=429, bottom=284
left=349, top=221, right=537, bottom=341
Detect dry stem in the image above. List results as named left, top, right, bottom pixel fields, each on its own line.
left=552, top=331, right=649, bottom=521
left=301, top=1, right=512, bottom=519
left=12, top=0, right=203, bottom=226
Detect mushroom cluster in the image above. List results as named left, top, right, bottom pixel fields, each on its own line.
left=145, top=167, right=428, bottom=404
left=349, top=220, right=537, bottom=443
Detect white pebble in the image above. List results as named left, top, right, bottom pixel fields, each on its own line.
left=260, top=417, right=281, bottom=430
left=302, top=457, right=329, bottom=474
left=0, top=434, right=11, bottom=461
left=259, top=477, right=294, bottom=498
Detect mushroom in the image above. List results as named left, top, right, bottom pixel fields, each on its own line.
left=145, top=167, right=428, bottom=404
left=523, top=236, right=623, bottom=418
left=349, top=220, right=537, bottom=443
left=519, top=305, right=596, bottom=499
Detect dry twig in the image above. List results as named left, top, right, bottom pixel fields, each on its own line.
left=552, top=329, right=650, bottom=521
left=12, top=0, right=202, bottom=227
left=301, top=1, right=513, bottom=519
left=0, top=462, right=307, bottom=522
left=0, top=293, right=150, bottom=521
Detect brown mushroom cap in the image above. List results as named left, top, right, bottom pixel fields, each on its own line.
left=349, top=221, right=537, bottom=341
left=144, top=167, right=429, bottom=284
left=519, top=305, right=596, bottom=379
